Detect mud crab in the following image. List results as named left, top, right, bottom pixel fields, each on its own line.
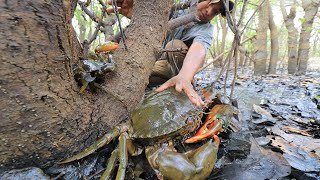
left=73, top=42, right=119, bottom=93
left=61, top=88, right=234, bottom=179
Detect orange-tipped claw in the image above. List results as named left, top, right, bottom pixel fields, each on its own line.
left=95, top=42, right=119, bottom=54
left=185, top=105, right=228, bottom=144
left=212, top=134, right=220, bottom=146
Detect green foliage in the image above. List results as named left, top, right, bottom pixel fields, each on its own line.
left=305, top=26, right=312, bottom=32
left=299, top=18, right=305, bottom=24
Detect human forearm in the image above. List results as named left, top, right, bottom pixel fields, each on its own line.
left=155, top=41, right=206, bottom=107
left=178, top=41, right=206, bottom=81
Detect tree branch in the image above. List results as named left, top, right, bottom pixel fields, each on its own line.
left=167, top=12, right=197, bottom=31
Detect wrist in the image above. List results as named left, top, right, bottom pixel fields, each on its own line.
left=177, top=71, right=194, bottom=82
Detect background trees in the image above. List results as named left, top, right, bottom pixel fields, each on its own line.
left=208, top=0, right=319, bottom=75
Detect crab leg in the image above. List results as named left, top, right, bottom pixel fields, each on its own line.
left=60, top=122, right=129, bottom=164
left=100, top=148, right=119, bottom=180
left=185, top=105, right=232, bottom=143
left=115, top=133, right=128, bottom=180
left=101, top=132, right=140, bottom=180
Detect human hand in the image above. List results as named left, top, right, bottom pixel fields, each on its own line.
left=155, top=75, right=204, bottom=107
left=106, top=0, right=133, bottom=18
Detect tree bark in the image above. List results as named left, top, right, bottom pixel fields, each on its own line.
left=312, top=34, right=319, bottom=56
left=219, top=17, right=228, bottom=67
left=267, top=0, right=279, bottom=74
left=0, top=0, right=171, bottom=169
left=297, top=0, right=319, bottom=74
left=253, top=0, right=268, bottom=75
left=280, top=0, right=299, bottom=74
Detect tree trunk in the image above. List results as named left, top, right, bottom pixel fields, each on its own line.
left=297, top=0, right=319, bottom=74
left=239, top=51, right=245, bottom=67
left=312, top=34, right=319, bottom=56
left=280, top=0, right=299, bottom=74
left=253, top=0, right=269, bottom=75
left=219, top=17, right=228, bottom=67
left=0, top=0, right=171, bottom=169
left=267, top=0, right=279, bottom=74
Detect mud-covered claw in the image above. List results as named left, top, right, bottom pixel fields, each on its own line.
left=185, top=105, right=232, bottom=143
left=187, top=135, right=220, bottom=180
left=145, top=136, right=220, bottom=180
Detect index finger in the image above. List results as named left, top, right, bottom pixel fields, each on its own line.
left=183, top=87, right=204, bottom=107
left=155, top=80, right=174, bottom=92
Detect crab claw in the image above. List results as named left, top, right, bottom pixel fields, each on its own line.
left=185, top=105, right=229, bottom=144
left=95, top=41, right=119, bottom=54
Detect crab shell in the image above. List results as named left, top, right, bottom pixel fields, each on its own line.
left=130, top=88, right=203, bottom=145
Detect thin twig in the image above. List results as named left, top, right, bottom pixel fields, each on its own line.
left=230, top=41, right=239, bottom=99
left=197, top=51, right=228, bottom=73
left=112, top=0, right=128, bottom=50
left=210, top=45, right=234, bottom=89
left=237, top=0, right=248, bottom=27
left=98, top=0, right=109, bottom=15
left=78, top=1, right=98, bottom=22
left=222, top=0, right=244, bottom=99
left=240, top=0, right=267, bottom=36
left=80, top=0, right=110, bottom=57
left=223, top=44, right=233, bottom=95
left=222, top=0, right=236, bottom=34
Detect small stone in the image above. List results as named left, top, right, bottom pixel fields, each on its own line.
left=17, top=121, right=22, bottom=125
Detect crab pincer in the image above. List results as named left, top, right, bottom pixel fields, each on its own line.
left=185, top=104, right=233, bottom=143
